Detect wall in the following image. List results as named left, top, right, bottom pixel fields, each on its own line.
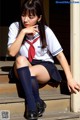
left=49, top=1, right=70, bottom=63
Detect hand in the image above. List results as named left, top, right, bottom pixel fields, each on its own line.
left=22, top=25, right=39, bottom=35
left=67, top=79, right=80, bottom=94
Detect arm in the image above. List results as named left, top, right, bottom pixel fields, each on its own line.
left=8, top=30, right=25, bottom=57
left=8, top=25, right=39, bottom=57
left=56, top=51, right=80, bottom=93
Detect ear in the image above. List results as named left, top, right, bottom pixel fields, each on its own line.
left=38, top=15, right=42, bottom=22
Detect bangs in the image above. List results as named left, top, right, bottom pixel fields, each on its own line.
left=21, top=6, right=37, bottom=16
left=21, top=0, right=42, bottom=17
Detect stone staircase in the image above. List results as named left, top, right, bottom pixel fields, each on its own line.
left=0, top=60, right=80, bottom=120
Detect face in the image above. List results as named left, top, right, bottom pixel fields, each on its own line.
left=21, top=13, right=40, bottom=28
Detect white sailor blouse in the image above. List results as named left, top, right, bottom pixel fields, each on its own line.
left=8, top=22, right=63, bottom=63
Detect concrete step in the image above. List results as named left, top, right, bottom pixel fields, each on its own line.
left=0, top=83, right=70, bottom=119
left=0, top=95, right=71, bottom=120
left=0, top=61, right=13, bottom=75
left=0, top=61, right=13, bottom=83
left=0, top=83, right=70, bottom=102
left=0, top=109, right=80, bottom=120
left=0, top=75, right=9, bottom=83
left=0, top=99, right=70, bottom=114
left=11, top=112, right=80, bottom=120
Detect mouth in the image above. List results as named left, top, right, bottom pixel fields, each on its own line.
left=24, top=23, right=29, bottom=27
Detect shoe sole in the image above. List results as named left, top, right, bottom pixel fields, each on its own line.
left=38, top=103, right=47, bottom=117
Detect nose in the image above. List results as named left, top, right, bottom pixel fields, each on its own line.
left=24, top=16, right=29, bottom=22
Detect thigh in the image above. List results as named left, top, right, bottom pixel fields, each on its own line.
left=29, top=65, right=50, bottom=83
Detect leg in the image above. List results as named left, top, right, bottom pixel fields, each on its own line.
left=14, top=56, right=50, bottom=118
left=31, top=76, right=46, bottom=117
left=15, top=56, right=38, bottom=119
left=14, top=56, right=42, bottom=104
left=29, top=64, right=50, bottom=83
left=29, top=65, right=51, bottom=116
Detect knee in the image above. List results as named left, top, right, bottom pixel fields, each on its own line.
left=15, top=56, right=28, bottom=68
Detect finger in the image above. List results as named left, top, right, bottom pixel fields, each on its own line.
left=68, top=86, right=72, bottom=93
left=33, top=25, right=38, bottom=29
left=72, top=88, right=77, bottom=94
left=74, top=85, right=80, bottom=92
left=34, top=24, right=38, bottom=27
left=77, top=84, right=80, bottom=90
left=69, top=85, right=77, bottom=94
left=34, top=28, right=39, bottom=33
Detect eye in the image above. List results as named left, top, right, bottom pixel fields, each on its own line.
left=29, top=15, right=35, bottom=19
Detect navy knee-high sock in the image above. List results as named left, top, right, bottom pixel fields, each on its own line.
left=17, top=66, right=37, bottom=111
left=31, top=76, right=42, bottom=103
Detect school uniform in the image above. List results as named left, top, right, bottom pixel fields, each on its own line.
left=8, top=22, right=63, bottom=82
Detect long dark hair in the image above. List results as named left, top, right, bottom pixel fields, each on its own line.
left=19, top=0, right=47, bottom=48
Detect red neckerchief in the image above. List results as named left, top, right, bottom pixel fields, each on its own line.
left=26, top=36, right=39, bottom=62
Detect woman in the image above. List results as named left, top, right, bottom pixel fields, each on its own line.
left=7, top=0, right=80, bottom=120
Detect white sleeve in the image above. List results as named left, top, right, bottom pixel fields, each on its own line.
left=45, top=26, right=63, bottom=56
left=7, top=22, right=19, bottom=47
